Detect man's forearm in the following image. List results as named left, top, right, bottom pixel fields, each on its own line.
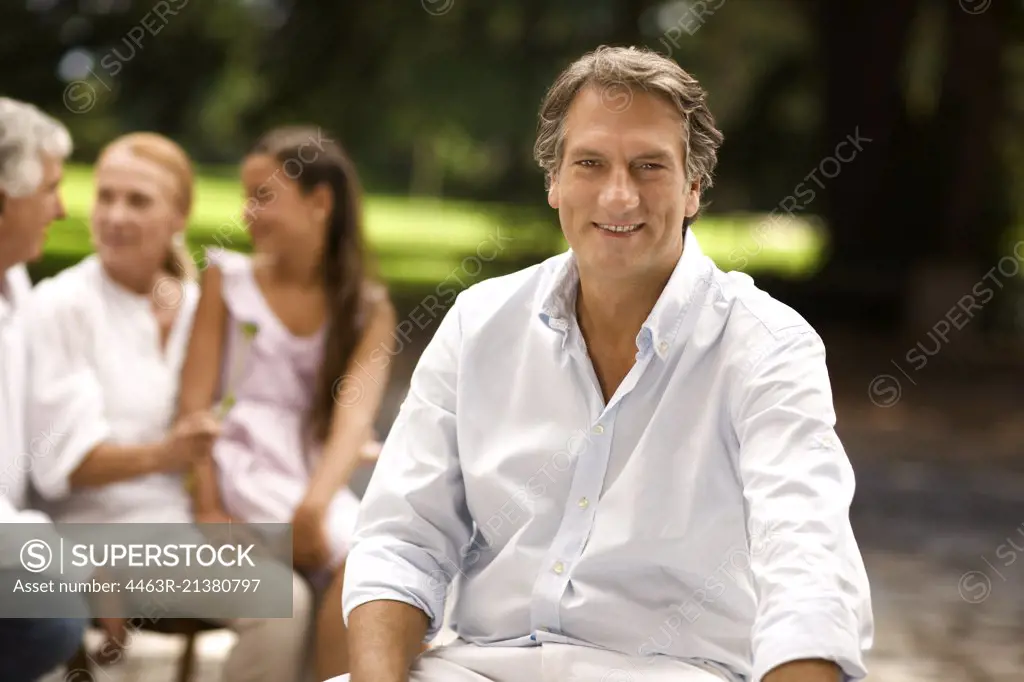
left=764, top=659, right=842, bottom=682
left=349, top=599, right=430, bottom=682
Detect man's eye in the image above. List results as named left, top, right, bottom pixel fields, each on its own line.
left=576, top=160, right=599, bottom=167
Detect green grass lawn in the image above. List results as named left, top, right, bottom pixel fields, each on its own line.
left=39, top=164, right=826, bottom=291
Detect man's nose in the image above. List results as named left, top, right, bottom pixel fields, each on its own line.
left=598, top=166, right=640, bottom=213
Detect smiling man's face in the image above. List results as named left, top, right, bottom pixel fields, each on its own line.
left=547, top=84, right=699, bottom=281
left=0, top=154, right=66, bottom=270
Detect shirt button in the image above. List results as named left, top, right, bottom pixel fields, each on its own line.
left=592, top=424, right=604, bottom=435
left=553, top=561, right=565, bottom=574
left=578, top=497, right=589, bottom=509
left=658, top=341, right=669, bottom=353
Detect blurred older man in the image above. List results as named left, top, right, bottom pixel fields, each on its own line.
left=0, top=97, right=89, bottom=682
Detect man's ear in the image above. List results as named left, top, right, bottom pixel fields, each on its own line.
left=683, top=178, right=700, bottom=218
left=547, top=176, right=559, bottom=210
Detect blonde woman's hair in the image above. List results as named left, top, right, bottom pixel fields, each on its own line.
left=533, top=45, right=724, bottom=225
left=98, top=132, right=197, bottom=280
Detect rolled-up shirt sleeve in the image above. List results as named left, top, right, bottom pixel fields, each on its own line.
left=732, top=329, right=874, bottom=682
left=341, top=293, right=474, bottom=641
left=24, top=290, right=111, bottom=501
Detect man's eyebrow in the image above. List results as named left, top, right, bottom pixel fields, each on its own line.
left=565, top=147, right=608, bottom=159
left=565, top=148, right=676, bottom=163
left=633, top=150, right=674, bottom=163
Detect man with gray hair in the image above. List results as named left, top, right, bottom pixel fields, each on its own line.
left=0, top=97, right=70, bottom=273
left=0, top=97, right=89, bottom=681
left=338, top=46, right=873, bottom=682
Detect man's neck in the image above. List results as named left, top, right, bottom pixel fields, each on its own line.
left=575, top=264, right=674, bottom=352
left=0, top=263, right=19, bottom=320
left=0, top=258, right=14, bottom=284
left=0, top=259, right=17, bottom=302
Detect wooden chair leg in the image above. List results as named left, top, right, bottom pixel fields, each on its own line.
left=66, top=642, right=91, bottom=677
left=177, top=632, right=198, bottom=682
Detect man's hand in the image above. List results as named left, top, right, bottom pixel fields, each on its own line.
left=763, top=659, right=842, bottom=682
left=291, top=496, right=330, bottom=570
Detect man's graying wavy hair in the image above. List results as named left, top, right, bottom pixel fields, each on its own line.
left=533, top=46, right=724, bottom=226
left=0, top=98, right=72, bottom=207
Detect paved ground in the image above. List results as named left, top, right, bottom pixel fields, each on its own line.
left=39, top=329, right=1024, bottom=682
left=846, top=461, right=1024, bottom=681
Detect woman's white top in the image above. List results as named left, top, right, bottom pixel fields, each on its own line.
left=24, top=255, right=199, bottom=524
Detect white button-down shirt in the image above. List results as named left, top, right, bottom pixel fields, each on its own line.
left=0, top=263, right=90, bottom=581
left=0, top=264, right=52, bottom=524
left=23, top=255, right=198, bottom=524
left=343, top=229, right=874, bottom=682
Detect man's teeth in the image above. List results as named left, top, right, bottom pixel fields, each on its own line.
left=597, top=223, right=642, bottom=233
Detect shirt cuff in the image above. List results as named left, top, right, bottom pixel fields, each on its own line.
left=342, top=547, right=451, bottom=641
left=752, top=604, right=868, bottom=682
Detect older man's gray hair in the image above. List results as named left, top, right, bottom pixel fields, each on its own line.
left=0, top=98, right=72, bottom=200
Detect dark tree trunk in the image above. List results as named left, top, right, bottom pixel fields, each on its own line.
left=931, top=4, right=1006, bottom=264
left=792, top=0, right=1012, bottom=335
left=815, top=0, right=921, bottom=287
left=758, top=0, right=921, bottom=332
left=899, top=2, right=1011, bottom=337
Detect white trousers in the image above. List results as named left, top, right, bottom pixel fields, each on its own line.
left=328, top=639, right=731, bottom=682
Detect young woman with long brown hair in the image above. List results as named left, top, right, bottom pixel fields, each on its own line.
left=176, top=125, right=396, bottom=678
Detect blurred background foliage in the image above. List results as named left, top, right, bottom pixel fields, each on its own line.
left=2, top=0, right=1023, bottom=334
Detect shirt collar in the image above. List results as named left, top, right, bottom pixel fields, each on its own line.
left=537, top=228, right=714, bottom=359
left=0, top=264, right=33, bottom=326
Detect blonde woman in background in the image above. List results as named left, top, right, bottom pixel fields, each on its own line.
left=25, top=132, right=315, bottom=682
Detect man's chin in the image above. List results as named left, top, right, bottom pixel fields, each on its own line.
left=26, top=237, right=48, bottom=263
left=3, top=243, right=45, bottom=269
